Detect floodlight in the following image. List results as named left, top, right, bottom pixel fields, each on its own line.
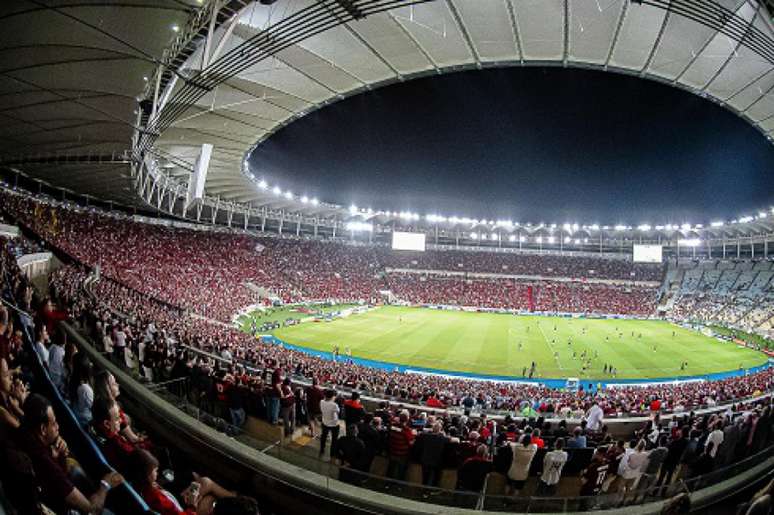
left=491, top=233, right=499, bottom=241
left=589, top=224, right=599, bottom=231
left=519, top=236, right=526, bottom=242
left=563, top=223, right=571, bottom=231
left=681, top=223, right=691, bottom=230
left=637, top=224, right=651, bottom=231
left=574, top=238, right=580, bottom=244
left=572, top=223, right=579, bottom=231
left=301, top=196, right=309, bottom=204
left=739, top=216, right=753, bottom=223
left=536, top=236, right=543, bottom=243
left=614, top=225, right=626, bottom=231
left=272, top=186, right=281, bottom=195
left=758, top=212, right=768, bottom=218
left=471, top=232, right=478, bottom=239
left=679, top=238, right=701, bottom=247
left=547, top=236, right=555, bottom=244
left=655, top=225, right=664, bottom=230
left=349, top=205, right=358, bottom=215
left=564, top=236, right=571, bottom=243
left=258, top=180, right=268, bottom=190
left=171, top=24, right=180, bottom=32
left=710, top=221, right=724, bottom=227
left=583, top=238, right=588, bottom=243
left=346, top=221, right=372, bottom=232
left=311, top=198, right=319, bottom=206
left=284, top=191, right=293, bottom=200
left=508, top=235, right=516, bottom=242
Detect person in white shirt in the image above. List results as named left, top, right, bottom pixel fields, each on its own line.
left=507, top=434, right=538, bottom=494
left=319, top=389, right=340, bottom=458
left=585, top=402, right=604, bottom=431
left=33, top=325, right=50, bottom=368
left=48, top=338, right=66, bottom=393
left=538, top=438, right=568, bottom=496
left=706, top=421, right=724, bottom=458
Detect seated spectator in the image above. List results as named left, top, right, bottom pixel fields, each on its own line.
left=94, top=369, right=149, bottom=446
left=48, top=333, right=66, bottom=393
left=70, top=354, right=94, bottom=425
left=0, top=357, right=26, bottom=433
left=92, top=396, right=136, bottom=474
left=127, top=448, right=235, bottom=515
left=33, top=324, right=50, bottom=368
left=567, top=427, right=587, bottom=448
left=18, top=393, right=124, bottom=513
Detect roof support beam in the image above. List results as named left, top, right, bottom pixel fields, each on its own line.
left=446, top=0, right=481, bottom=67
left=640, top=4, right=672, bottom=75
left=604, top=0, right=629, bottom=69
left=387, top=10, right=440, bottom=73
left=701, top=2, right=759, bottom=94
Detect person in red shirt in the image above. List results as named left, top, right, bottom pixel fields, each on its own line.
left=128, top=449, right=235, bottom=515
left=92, top=397, right=135, bottom=474
left=532, top=428, right=545, bottom=449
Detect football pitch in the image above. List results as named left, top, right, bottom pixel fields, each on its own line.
left=255, top=306, right=768, bottom=380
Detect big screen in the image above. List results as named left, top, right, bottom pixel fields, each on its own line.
left=633, top=244, right=662, bottom=263
left=392, top=231, right=426, bottom=251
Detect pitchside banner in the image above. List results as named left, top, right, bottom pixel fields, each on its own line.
left=633, top=244, right=663, bottom=263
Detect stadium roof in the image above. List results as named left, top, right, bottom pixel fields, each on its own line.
left=2, top=0, right=774, bottom=237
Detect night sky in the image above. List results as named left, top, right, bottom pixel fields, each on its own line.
left=248, top=67, right=774, bottom=225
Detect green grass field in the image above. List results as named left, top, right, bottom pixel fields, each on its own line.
left=250, top=306, right=768, bottom=380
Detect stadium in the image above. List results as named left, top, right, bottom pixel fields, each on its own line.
left=0, top=1, right=773, bottom=515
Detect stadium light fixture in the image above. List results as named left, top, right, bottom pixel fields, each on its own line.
left=311, top=198, right=319, bottom=206
left=679, top=238, right=701, bottom=247
left=301, top=196, right=309, bottom=204
left=349, top=204, right=358, bottom=215
left=509, top=235, right=516, bottom=242
left=258, top=180, right=268, bottom=190
left=564, top=236, right=571, bottom=244
left=637, top=224, right=651, bottom=231
left=681, top=223, right=692, bottom=231
left=583, top=238, right=588, bottom=243
left=547, top=236, right=555, bottom=244
left=574, top=238, right=580, bottom=244
left=563, top=223, right=571, bottom=231
left=171, top=24, right=180, bottom=32
left=710, top=221, right=724, bottom=227
left=536, top=236, right=543, bottom=244
left=284, top=191, right=293, bottom=200
left=470, top=232, right=478, bottom=239
left=614, top=225, right=626, bottom=231
left=589, top=224, right=599, bottom=231
left=272, top=186, right=281, bottom=196
left=572, top=223, right=579, bottom=232
left=758, top=212, right=768, bottom=218
left=739, top=216, right=753, bottom=223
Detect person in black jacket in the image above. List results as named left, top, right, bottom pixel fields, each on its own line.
left=657, top=428, right=688, bottom=492
left=335, top=425, right=368, bottom=485
left=458, top=444, right=492, bottom=492
left=417, top=421, right=448, bottom=487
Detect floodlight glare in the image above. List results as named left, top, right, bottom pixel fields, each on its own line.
left=349, top=205, right=358, bottom=215
left=637, top=224, right=651, bottom=231
left=590, top=224, right=599, bottom=231
left=681, top=223, right=692, bottom=231
left=301, top=196, right=309, bottom=204
left=519, top=236, right=526, bottom=242
left=614, top=225, right=626, bottom=231
left=536, top=236, right=543, bottom=243
left=258, top=180, right=268, bottom=190
left=547, top=236, right=555, bottom=244
left=508, top=235, right=516, bottom=242
left=311, top=198, right=319, bottom=206
left=284, top=191, right=293, bottom=200
left=564, top=236, right=571, bottom=243
left=710, top=221, right=724, bottom=227
left=679, top=238, right=701, bottom=247
left=346, top=221, right=372, bottom=232
left=272, top=186, right=281, bottom=195
left=470, top=232, right=478, bottom=239
left=574, top=238, right=580, bottom=244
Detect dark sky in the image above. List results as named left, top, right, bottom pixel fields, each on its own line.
left=248, top=67, right=774, bottom=225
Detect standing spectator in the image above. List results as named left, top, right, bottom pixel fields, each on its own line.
left=33, top=325, right=50, bottom=368
left=538, top=437, right=567, bottom=496
left=48, top=333, right=66, bottom=393
left=458, top=444, right=492, bottom=492
left=658, top=428, right=688, bottom=491
left=335, top=424, right=368, bottom=485
left=636, top=435, right=668, bottom=500
left=580, top=447, right=610, bottom=506
left=305, top=378, right=323, bottom=438
left=267, top=368, right=281, bottom=425
left=319, top=389, right=340, bottom=458
left=706, top=421, right=724, bottom=459
left=621, top=440, right=649, bottom=494
left=507, top=434, right=537, bottom=494
left=227, top=378, right=246, bottom=429
left=387, top=412, right=415, bottom=481
left=343, top=392, right=365, bottom=434
left=279, top=377, right=295, bottom=438
left=585, top=401, right=604, bottom=431
left=417, top=421, right=448, bottom=487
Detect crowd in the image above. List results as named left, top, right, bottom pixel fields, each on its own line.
left=0, top=235, right=261, bottom=515
left=0, top=187, right=663, bottom=323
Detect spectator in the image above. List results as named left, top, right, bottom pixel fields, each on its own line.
left=538, top=437, right=567, bottom=496
left=18, top=393, right=124, bottom=514
left=580, top=447, right=610, bottom=502
left=387, top=411, right=415, bottom=481
left=658, top=428, right=688, bottom=490
left=417, top=421, right=448, bottom=487
left=71, top=354, right=94, bottom=426
left=33, top=324, right=50, bottom=368
left=586, top=401, right=604, bottom=431
left=567, top=427, right=587, bottom=448
left=127, top=448, right=234, bottom=515
left=305, top=378, right=323, bottom=438
left=319, top=389, right=340, bottom=458
left=457, top=443, right=492, bottom=492
left=343, top=391, right=365, bottom=434
left=48, top=333, right=66, bottom=393
left=92, top=396, right=135, bottom=474
left=279, top=377, right=295, bottom=438
left=507, top=434, right=537, bottom=494
left=335, top=424, right=369, bottom=484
